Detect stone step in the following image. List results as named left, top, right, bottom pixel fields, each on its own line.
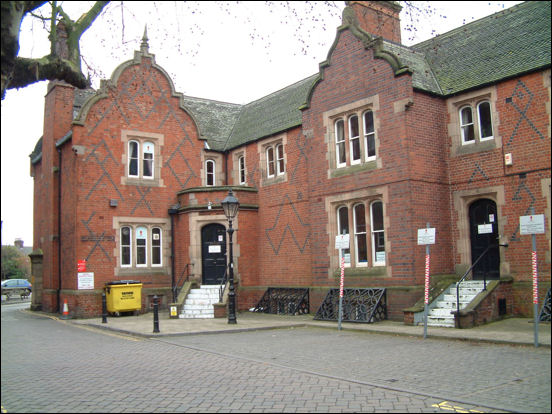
left=427, top=316, right=455, bottom=327
left=187, top=292, right=220, bottom=300
left=428, top=308, right=454, bottom=317
left=180, top=284, right=222, bottom=319
left=182, top=303, right=213, bottom=311
left=435, top=300, right=470, bottom=309
left=443, top=294, right=477, bottom=302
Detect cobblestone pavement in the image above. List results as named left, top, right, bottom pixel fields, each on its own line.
left=2, top=305, right=549, bottom=413
left=158, top=327, right=551, bottom=413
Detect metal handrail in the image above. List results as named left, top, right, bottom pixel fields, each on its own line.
left=455, top=242, right=508, bottom=317
left=217, top=265, right=229, bottom=303
left=173, top=263, right=193, bottom=303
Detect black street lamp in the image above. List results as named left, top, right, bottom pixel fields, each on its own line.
left=221, top=188, right=239, bottom=324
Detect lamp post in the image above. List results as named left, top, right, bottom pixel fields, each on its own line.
left=221, top=188, right=239, bottom=324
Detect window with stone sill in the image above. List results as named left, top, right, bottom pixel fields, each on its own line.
left=265, top=143, right=286, bottom=179
left=120, top=225, right=163, bottom=269
left=205, top=159, right=216, bottom=187
left=122, top=131, right=163, bottom=187
left=336, top=200, right=385, bottom=268
left=334, top=109, right=377, bottom=169
left=238, top=155, right=246, bottom=185
left=459, top=100, right=494, bottom=145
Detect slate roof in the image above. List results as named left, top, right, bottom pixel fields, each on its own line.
left=222, top=74, right=318, bottom=150
left=411, top=1, right=551, bottom=95
left=180, top=96, right=242, bottom=151
left=32, top=2, right=550, bottom=158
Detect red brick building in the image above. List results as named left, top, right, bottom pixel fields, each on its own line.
left=30, top=1, right=550, bottom=325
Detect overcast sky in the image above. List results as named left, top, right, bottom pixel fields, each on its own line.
left=0, top=1, right=523, bottom=247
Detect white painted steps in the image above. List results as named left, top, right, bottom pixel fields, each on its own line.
left=179, top=285, right=223, bottom=319
left=427, top=281, right=487, bottom=327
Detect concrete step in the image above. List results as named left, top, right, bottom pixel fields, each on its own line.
left=427, top=316, right=455, bottom=327
left=428, top=308, right=454, bottom=317
left=180, top=284, right=223, bottom=319
left=443, top=294, right=477, bottom=302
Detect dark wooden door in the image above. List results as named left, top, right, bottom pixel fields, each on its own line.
left=201, top=224, right=227, bottom=285
left=469, top=199, right=500, bottom=280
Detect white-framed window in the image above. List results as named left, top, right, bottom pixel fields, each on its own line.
left=335, top=119, right=346, bottom=168
left=121, top=226, right=132, bottom=267
left=460, top=106, right=475, bottom=144
left=128, top=141, right=139, bottom=177
left=238, top=155, right=246, bottom=185
left=363, top=111, right=376, bottom=161
left=370, top=201, right=385, bottom=266
left=128, top=140, right=156, bottom=179
left=266, top=147, right=275, bottom=178
left=136, top=226, right=147, bottom=267
left=333, top=108, right=377, bottom=168
left=276, top=144, right=285, bottom=175
left=206, top=159, right=215, bottom=186
left=349, top=115, right=361, bottom=165
left=337, top=206, right=351, bottom=267
left=151, top=227, right=162, bottom=266
left=143, top=141, right=154, bottom=179
left=477, top=101, right=494, bottom=140
left=353, top=203, right=368, bottom=266
left=119, top=224, right=164, bottom=269
left=459, top=100, right=494, bottom=145
left=334, top=199, right=385, bottom=269
left=121, top=131, right=164, bottom=186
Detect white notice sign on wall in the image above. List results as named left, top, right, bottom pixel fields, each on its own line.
left=78, top=272, right=94, bottom=290
left=335, top=234, right=350, bottom=249
left=520, top=214, right=545, bottom=235
left=417, top=228, right=435, bottom=245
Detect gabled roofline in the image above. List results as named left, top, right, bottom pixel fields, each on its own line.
left=300, top=5, right=411, bottom=111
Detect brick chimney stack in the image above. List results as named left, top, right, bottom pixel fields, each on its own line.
left=345, top=1, right=402, bottom=44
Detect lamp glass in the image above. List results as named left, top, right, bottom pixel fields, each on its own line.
left=221, top=190, right=239, bottom=219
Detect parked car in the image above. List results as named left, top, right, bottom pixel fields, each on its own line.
left=1, top=278, right=32, bottom=299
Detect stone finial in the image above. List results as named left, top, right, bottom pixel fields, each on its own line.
left=140, top=26, right=149, bottom=53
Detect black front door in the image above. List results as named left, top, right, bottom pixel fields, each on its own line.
left=201, top=224, right=227, bottom=285
left=469, top=199, right=500, bottom=280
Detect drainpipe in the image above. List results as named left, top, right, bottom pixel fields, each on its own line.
left=168, top=204, right=179, bottom=303
left=57, top=147, right=62, bottom=313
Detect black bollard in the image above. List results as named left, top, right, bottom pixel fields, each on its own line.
left=102, top=291, right=108, bottom=323
left=153, top=295, right=160, bottom=333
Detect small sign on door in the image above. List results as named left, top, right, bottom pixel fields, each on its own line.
left=478, top=224, right=493, bottom=234
left=208, top=245, right=222, bottom=253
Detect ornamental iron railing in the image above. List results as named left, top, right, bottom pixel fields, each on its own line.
left=314, top=288, right=386, bottom=323
left=252, top=288, right=309, bottom=315
left=539, top=288, right=551, bottom=322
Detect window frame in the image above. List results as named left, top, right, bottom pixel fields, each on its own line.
left=276, top=144, right=285, bottom=176
left=151, top=227, right=162, bottom=267
left=337, top=205, right=351, bottom=267
left=238, top=155, right=246, bottom=185
left=142, top=141, right=154, bottom=179
left=370, top=200, right=386, bottom=266
left=477, top=100, right=494, bottom=141
left=121, top=226, right=132, bottom=268
left=353, top=203, right=368, bottom=267
left=205, top=159, right=216, bottom=186
left=128, top=141, right=140, bottom=178
left=335, top=119, right=346, bottom=168
left=118, top=224, right=167, bottom=270
left=459, top=105, right=475, bottom=145
left=363, top=110, right=376, bottom=161
left=348, top=115, right=361, bottom=165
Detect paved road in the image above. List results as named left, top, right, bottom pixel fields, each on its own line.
left=1, top=304, right=550, bottom=413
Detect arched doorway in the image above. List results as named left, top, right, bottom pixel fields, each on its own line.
left=469, top=198, right=500, bottom=280
left=201, top=223, right=227, bottom=285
